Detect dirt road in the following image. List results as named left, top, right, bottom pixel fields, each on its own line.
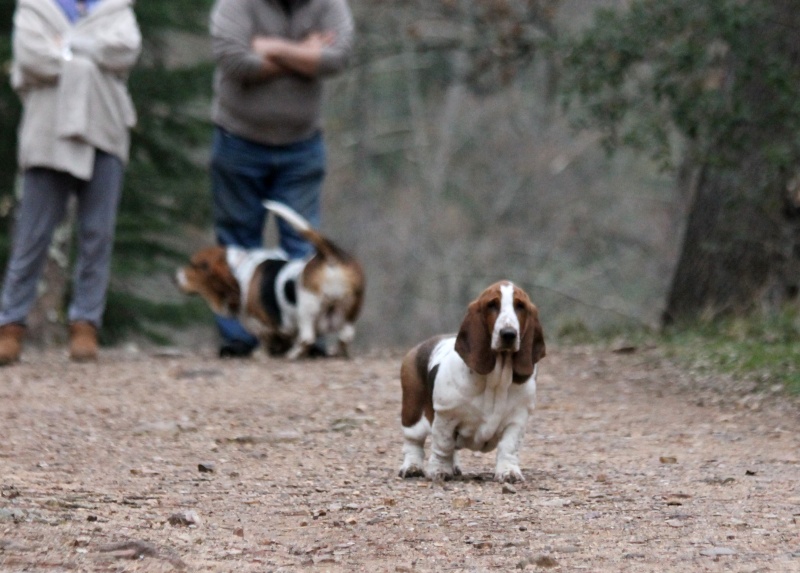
left=1, top=345, right=798, bottom=572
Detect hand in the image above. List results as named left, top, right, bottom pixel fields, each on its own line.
left=301, top=31, right=335, bottom=50
left=251, top=36, right=286, bottom=58
left=251, top=32, right=334, bottom=57
left=250, top=31, right=336, bottom=79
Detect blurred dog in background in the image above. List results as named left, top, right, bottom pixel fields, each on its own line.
left=176, top=201, right=365, bottom=359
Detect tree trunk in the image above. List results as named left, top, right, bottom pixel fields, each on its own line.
left=663, top=153, right=800, bottom=324
left=663, top=0, right=800, bottom=325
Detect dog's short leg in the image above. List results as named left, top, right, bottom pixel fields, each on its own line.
left=494, top=423, right=526, bottom=483
left=426, top=415, right=459, bottom=480
left=286, top=342, right=309, bottom=360
left=288, top=291, right=320, bottom=360
left=452, top=451, right=462, bottom=476
left=327, top=322, right=355, bottom=358
left=338, top=323, right=355, bottom=345
left=399, top=417, right=430, bottom=478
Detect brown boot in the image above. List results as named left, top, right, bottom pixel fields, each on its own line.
left=0, top=323, right=25, bottom=366
left=69, top=321, right=98, bottom=362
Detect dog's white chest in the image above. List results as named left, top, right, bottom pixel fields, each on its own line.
left=434, top=351, right=536, bottom=453
left=455, top=386, right=534, bottom=452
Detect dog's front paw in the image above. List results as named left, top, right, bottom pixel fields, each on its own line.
left=427, top=469, right=455, bottom=481
left=495, top=465, right=525, bottom=483
left=398, top=463, right=425, bottom=479
left=426, top=459, right=455, bottom=481
left=286, top=344, right=307, bottom=361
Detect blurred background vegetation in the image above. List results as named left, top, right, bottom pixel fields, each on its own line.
left=0, top=0, right=797, bottom=391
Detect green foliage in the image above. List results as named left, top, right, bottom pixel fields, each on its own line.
left=554, top=308, right=800, bottom=396
left=559, top=0, right=800, bottom=172
left=555, top=319, right=596, bottom=344
left=663, top=309, right=800, bottom=395
left=122, top=2, right=215, bottom=225
left=133, top=1, right=211, bottom=34
left=100, top=290, right=212, bottom=345
left=108, top=2, right=216, bottom=336
left=0, top=5, right=21, bottom=266
left=123, top=62, right=215, bottom=232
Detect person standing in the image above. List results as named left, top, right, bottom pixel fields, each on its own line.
left=0, top=0, right=141, bottom=364
left=209, top=0, right=354, bottom=358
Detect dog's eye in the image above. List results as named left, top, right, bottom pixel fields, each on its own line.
left=515, top=301, right=526, bottom=312
left=486, top=299, right=500, bottom=311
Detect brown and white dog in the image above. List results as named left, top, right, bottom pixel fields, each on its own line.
left=398, top=281, right=545, bottom=482
left=176, top=201, right=365, bottom=359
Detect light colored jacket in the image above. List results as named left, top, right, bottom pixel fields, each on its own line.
left=210, top=0, right=353, bottom=146
left=11, top=0, right=141, bottom=180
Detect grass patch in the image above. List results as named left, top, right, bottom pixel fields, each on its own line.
left=555, top=308, right=800, bottom=395
left=662, top=308, right=800, bottom=395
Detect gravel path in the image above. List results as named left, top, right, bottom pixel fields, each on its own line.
left=1, top=345, right=798, bottom=572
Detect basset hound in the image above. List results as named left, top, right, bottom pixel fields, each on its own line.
left=176, top=201, right=365, bottom=359
left=398, top=281, right=546, bottom=482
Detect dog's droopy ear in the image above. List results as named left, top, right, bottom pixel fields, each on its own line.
left=455, top=298, right=496, bottom=375
left=180, top=246, right=241, bottom=316
left=512, top=301, right=545, bottom=381
left=210, top=248, right=241, bottom=314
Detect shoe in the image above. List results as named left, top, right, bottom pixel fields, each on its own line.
left=219, top=340, right=256, bottom=359
left=69, top=321, right=98, bottom=362
left=0, top=323, right=25, bottom=366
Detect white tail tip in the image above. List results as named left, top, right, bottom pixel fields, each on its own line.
left=263, top=200, right=311, bottom=232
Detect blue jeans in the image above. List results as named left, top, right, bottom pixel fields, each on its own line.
left=210, top=126, right=326, bottom=349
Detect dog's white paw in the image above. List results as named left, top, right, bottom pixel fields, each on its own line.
left=398, top=463, right=425, bottom=479
left=494, top=465, right=524, bottom=483
left=286, top=344, right=306, bottom=361
left=426, top=459, right=455, bottom=481
left=427, top=469, right=455, bottom=481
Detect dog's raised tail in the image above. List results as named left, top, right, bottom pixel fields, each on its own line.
left=263, top=200, right=347, bottom=261
left=263, top=200, right=311, bottom=232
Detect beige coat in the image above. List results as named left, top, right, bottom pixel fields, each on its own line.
left=11, top=0, right=141, bottom=180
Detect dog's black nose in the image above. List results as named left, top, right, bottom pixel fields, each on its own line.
left=500, top=327, right=517, bottom=344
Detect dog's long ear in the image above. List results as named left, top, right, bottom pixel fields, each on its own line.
left=455, top=299, right=496, bottom=375
left=211, top=249, right=241, bottom=314
left=512, top=302, right=546, bottom=381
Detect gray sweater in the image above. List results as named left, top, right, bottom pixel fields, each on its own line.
left=210, top=0, right=354, bottom=146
